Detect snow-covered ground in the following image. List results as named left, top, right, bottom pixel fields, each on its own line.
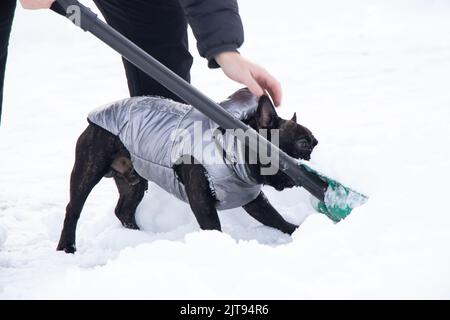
left=1, top=0, right=450, bottom=299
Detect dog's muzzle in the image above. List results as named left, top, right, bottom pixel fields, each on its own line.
left=295, top=139, right=314, bottom=160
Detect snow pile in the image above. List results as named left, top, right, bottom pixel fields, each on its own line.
left=0, top=226, right=6, bottom=247
left=1, top=0, right=450, bottom=299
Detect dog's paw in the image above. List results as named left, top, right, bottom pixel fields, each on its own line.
left=56, top=242, right=76, bottom=254
left=122, top=221, right=140, bottom=230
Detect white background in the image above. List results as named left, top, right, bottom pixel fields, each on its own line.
left=1, top=0, right=450, bottom=299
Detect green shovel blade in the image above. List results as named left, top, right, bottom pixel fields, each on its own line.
left=299, top=162, right=369, bottom=222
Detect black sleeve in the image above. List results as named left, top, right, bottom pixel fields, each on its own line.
left=178, top=0, right=244, bottom=68
left=50, top=2, right=66, bottom=16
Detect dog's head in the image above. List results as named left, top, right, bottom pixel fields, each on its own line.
left=247, top=95, right=318, bottom=191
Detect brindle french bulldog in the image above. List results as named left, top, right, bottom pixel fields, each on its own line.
left=57, top=95, right=318, bottom=253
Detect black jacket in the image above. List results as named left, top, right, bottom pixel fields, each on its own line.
left=52, top=0, right=244, bottom=68
left=179, top=0, right=244, bottom=67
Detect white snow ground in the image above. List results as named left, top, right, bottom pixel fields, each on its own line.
left=1, top=0, right=450, bottom=299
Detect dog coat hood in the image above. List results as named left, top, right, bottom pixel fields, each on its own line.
left=88, top=89, right=262, bottom=210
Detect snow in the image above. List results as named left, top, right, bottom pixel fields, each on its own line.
left=1, top=0, right=450, bottom=299
left=0, top=226, right=6, bottom=247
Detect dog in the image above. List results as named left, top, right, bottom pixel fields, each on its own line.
left=57, top=89, right=318, bottom=253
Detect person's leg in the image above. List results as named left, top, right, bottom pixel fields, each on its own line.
left=0, top=0, right=17, bottom=124
left=93, top=0, right=193, bottom=102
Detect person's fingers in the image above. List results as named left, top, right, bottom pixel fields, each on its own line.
left=253, top=67, right=283, bottom=106
left=266, top=78, right=283, bottom=107
left=266, top=82, right=283, bottom=107
left=243, top=72, right=265, bottom=98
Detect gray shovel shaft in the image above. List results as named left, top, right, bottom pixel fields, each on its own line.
left=54, top=0, right=328, bottom=201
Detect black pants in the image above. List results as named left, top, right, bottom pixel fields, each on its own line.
left=0, top=0, right=16, bottom=124
left=0, top=0, right=193, bottom=123
left=93, top=0, right=193, bottom=102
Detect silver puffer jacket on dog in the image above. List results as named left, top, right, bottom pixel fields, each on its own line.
left=88, top=89, right=262, bottom=210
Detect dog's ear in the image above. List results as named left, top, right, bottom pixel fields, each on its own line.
left=256, top=95, right=278, bottom=129
left=291, top=112, right=297, bottom=123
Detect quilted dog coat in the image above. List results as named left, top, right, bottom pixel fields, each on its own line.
left=88, top=89, right=262, bottom=210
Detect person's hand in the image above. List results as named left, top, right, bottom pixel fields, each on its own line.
left=20, top=0, right=55, bottom=10
left=215, top=51, right=282, bottom=106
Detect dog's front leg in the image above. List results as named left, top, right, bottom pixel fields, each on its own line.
left=243, top=192, right=298, bottom=235
left=175, top=158, right=221, bottom=231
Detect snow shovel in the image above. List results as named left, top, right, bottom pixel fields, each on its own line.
left=51, top=0, right=368, bottom=222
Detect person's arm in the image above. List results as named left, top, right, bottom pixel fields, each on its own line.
left=21, top=0, right=282, bottom=105
left=179, top=0, right=282, bottom=105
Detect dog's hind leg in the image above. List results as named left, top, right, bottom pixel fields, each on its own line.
left=57, top=125, right=118, bottom=253
left=113, top=174, right=148, bottom=229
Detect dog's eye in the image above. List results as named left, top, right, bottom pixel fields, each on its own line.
left=295, top=139, right=311, bottom=150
